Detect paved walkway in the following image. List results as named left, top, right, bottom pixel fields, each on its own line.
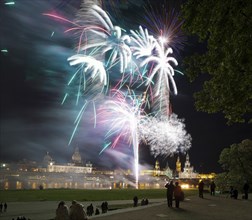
left=0, top=194, right=251, bottom=220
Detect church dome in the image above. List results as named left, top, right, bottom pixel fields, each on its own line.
left=43, top=152, right=53, bottom=165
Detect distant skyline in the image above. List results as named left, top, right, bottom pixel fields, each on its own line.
left=1, top=0, right=251, bottom=174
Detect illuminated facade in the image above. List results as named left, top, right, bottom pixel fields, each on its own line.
left=176, top=156, right=182, bottom=173
left=179, top=154, right=198, bottom=179
left=0, top=152, right=217, bottom=190
left=43, top=150, right=93, bottom=174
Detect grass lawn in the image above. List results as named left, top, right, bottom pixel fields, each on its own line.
left=0, top=188, right=198, bottom=202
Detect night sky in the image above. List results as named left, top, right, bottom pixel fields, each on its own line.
left=0, top=0, right=251, bottom=173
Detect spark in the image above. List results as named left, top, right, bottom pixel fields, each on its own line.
left=1, top=49, right=8, bottom=53
left=142, top=2, right=186, bottom=54
left=142, top=114, right=192, bottom=157
left=5, top=1, right=15, bottom=5
left=61, top=93, right=68, bottom=105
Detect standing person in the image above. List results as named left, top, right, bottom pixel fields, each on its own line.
left=198, top=180, right=204, bottom=198
left=55, top=201, right=69, bottom=220
left=0, top=202, right=3, bottom=212
left=174, top=182, right=182, bottom=208
left=133, top=196, right=138, bottom=207
left=165, top=181, right=174, bottom=207
left=3, top=202, right=7, bottom=212
left=210, top=180, right=216, bottom=196
left=243, top=181, right=249, bottom=200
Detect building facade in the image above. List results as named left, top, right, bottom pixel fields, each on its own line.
left=44, top=149, right=93, bottom=174
left=178, top=154, right=199, bottom=179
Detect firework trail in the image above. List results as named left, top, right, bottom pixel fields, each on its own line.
left=130, top=25, right=156, bottom=59
left=77, top=5, right=132, bottom=74
left=44, top=1, right=192, bottom=188
left=98, top=89, right=148, bottom=188
left=129, top=24, right=181, bottom=116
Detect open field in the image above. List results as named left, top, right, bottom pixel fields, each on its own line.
left=0, top=188, right=198, bottom=202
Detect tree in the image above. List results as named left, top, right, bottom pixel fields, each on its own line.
left=180, top=0, right=252, bottom=124
left=216, top=139, right=252, bottom=191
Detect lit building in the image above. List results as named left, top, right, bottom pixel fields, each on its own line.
left=176, top=156, right=182, bottom=173
left=179, top=154, right=199, bottom=179
left=44, top=149, right=93, bottom=174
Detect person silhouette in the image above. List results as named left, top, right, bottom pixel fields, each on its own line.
left=174, top=182, right=182, bottom=208
left=165, top=181, right=174, bottom=207
left=210, top=181, right=216, bottom=196
left=198, top=180, right=204, bottom=198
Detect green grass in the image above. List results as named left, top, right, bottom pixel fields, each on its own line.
left=0, top=188, right=198, bottom=202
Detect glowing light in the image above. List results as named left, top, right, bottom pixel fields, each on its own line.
left=5, top=1, right=15, bottom=5
left=181, top=184, right=189, bottom=189
left=142, top=2, right=186, bottom=53
left=1, top=49, right=8, bottom=53
left=159, top=36, right=167, bottom=44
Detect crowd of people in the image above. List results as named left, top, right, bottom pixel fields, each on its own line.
left=12, top=217, right=30, bottom=220
left=1, top=180, right=250, bottom=219
left=55, top=200, right=109, bottom=220
left=164, top=179, right=250, bottom=209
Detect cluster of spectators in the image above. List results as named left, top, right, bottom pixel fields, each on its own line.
left=12, top=217, right=30, bottom=220
left=101, top=201, right=108, bottom=213
left=55, top=200, right=87, bottom=220
left=141, top=198, right=149, bottom=206
left=55, top=200, right=109, bottom=220
left=0, top=202, right=7, bottom=212
left=132, top=196, right=149, bottom=207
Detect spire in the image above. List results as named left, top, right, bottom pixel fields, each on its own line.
left=72, top=147, right=82, bottom=164
left=176, top=156, right=181, bottom=173
left=186, top=153, right=189, bottom=161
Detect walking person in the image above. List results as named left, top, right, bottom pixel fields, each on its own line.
left=198, top=180, right=204, bottom=198
left=174, top=182, right=182, bottom=208
left=0, top=202, right=3, bottom=212
left=165, top=180, right=174, bottom=207
left=210, top=180, right=216, bottom=196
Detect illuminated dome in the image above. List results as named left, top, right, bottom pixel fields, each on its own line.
left=43, top=152, right=53, bottom=165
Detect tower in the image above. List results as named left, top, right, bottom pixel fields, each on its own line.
left=43, top=152, right=53, bottom=166
left=154, top=160, right=160, bottom=176
left=72, top=147, right=82, bottom=165
left=176, top=156, right=181, bottom=173
left=184, top=153, right=191, bottom=169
